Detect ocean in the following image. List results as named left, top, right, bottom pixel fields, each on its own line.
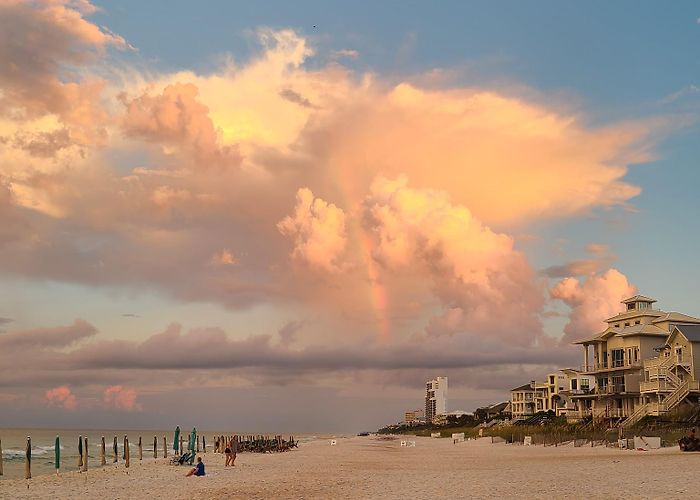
left=0, top=428, right=323, bottom=480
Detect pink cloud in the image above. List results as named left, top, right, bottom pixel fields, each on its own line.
left=278, top=188, right=348, bottom=272
left=364, top=176, right=544, bottom=344
left=103, top=385, right=142, bottom=411
left=45, top=385, right=77, bottom=410
left=120, top=83, right=240, bottom=167
left=550, top=269, right=637, bottom=342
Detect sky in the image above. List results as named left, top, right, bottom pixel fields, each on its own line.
left=0, top=0, right=699, bottom=433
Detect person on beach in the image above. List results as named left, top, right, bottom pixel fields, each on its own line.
left=679, top=428, right=700, bottom=451
left=224, top=444, right=233, bottom=466
left=186, top=457, right=205, bottom=477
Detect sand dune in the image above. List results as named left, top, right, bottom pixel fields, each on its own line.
left=0, top=436, right=696, bottom=499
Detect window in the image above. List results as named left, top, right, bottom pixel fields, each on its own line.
left=611, top=349, right=625, bottom=367
left=571, top=379, right=578, bottom=390
left=624, top=322, right=630, bottom=327
left=635, top=320, right=641, bottom=325
left=627, top=348, right=632, bottom=365
left=634, top=348, right=638, bottom=363
left=580, top=379, right=590, bottom=390
left=612, top=375, right=625, bottom=392
left=627, top=303, right=635, bottom=310
left=614, top=324, right=620, bottom=328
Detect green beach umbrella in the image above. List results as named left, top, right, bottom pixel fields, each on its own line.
left=173, top=426, right=180, bottom=453
left=188, top=428, right=197, bottom=452
left=54, top=436, right=60, bottom=473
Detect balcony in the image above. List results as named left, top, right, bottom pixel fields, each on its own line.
left=596, top=384, right=626, bottom=395
left=580, top=361, right=641, bottom=373
left=640, top=380, right=675, bottom=393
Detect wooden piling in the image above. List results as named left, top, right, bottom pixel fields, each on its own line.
left=100, top=436, right=106, bottom=465
left=82, top=437, right=88, bottom=472
left=78, top=435, right=83, bottom=469
left=138, top=436, right=143, bottom=461
left=0, top=437, right=4, bottom=476
left=113, top=436, right=118, bottom=463
left=25, top=436, right=31, bottom=480
left=125, top=436, right=130, bottom=469
left=179, top=435, right=183, bottom=455
left=163, top=436, right=167, bottom=458
left=153, top=436, right=157, bottom=459
left=196, top=435, right=200, bottom=453
left=202, top=435, right=206, bottom=453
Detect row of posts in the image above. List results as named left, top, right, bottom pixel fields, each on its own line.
left=0, top=433, right=211, bottom=480
left=0, top=432, right=296, bottom=479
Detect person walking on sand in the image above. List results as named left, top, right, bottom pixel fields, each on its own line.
left=224, top=443, right=233, bottom=466
left=186, top=457, right=205, bottom=477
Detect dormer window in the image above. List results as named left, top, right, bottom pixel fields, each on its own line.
left=635, top=320, right=640, bottom=325
left=614, top=324, right=620, bottom=328
left=624, top=322, right=630, bottom=327
left=627, top=303, right=635, bottom=310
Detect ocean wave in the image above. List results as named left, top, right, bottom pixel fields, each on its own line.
left=2, top=445, right=64, bottom=459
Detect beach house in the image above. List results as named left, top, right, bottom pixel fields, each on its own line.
left=510, top=382, right=536, bottom=419
left=574, top=295, right=700, bottom=426
left=555, top=369, right=597, bottom=422
left=626, top=324, right=700, bottom=426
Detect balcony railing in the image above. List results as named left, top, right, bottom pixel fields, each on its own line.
left=640, top=380, right=675, bottom=393
left=596, top=384, right=626, bottom=395
left=580, top=361, right=641, bottom=373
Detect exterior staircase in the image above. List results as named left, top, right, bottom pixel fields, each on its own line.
left=662, top=380, right=692, bottom=412
left=622, top=355, right=697, bottom=428
left=621, top=403, right=650, bottom=429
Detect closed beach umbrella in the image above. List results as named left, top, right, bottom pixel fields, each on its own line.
left=25, top=436, right=31, bottom=479
left=188, top=428, right=197, bottom=452
left=113, top=436, right=118, bottom=463
left=173, top=426, right=180, bottom=454
left=54, top=436, right=60, bottom=474
left=78, top=435, right=83, bottom=468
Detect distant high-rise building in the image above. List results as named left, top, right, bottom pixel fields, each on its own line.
left=425, top=376, right=448, bottom=424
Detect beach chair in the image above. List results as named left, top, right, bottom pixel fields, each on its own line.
left=170, top=451, right=194, bottom=465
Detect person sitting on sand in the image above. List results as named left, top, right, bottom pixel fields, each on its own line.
left=186, top=457, right=205, bottom=476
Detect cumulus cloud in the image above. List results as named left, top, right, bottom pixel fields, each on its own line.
left=364, top=176, right=544, bottom=344
left=278, top=188, right=347, bottom=272
left=103, top=385, right=141, bottom=411
left=120, top=82, right=240, bottom=167
left=45, top=385, right=77, bottom=410
left=0, top=0, right=125, bottom=145
left=549, top=269, right=637, bottom=342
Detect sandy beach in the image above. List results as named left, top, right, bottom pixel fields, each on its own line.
left=1, top=436, right=698, bottom=499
